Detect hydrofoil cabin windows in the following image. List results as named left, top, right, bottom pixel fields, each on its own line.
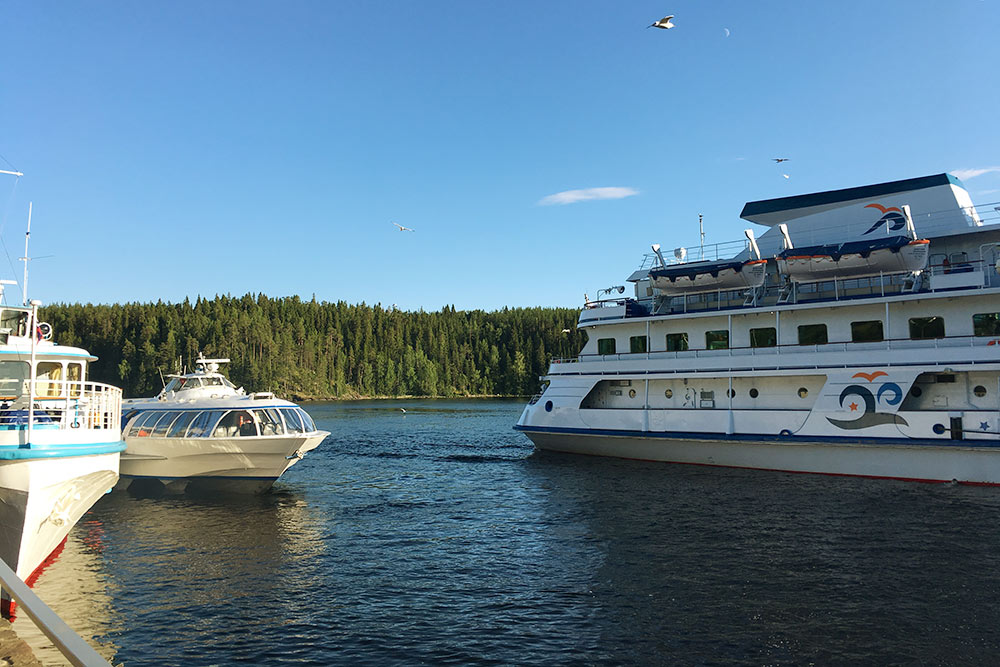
left=0, top=360, right=28, bottom=399
left=973, top=313, right=1000, bottom=337
left=629, top=335, right=648, bottom=354
left=851, top=320, right=884, bottom=343
left=598, top=338, right=616, bottom=355
left=666, top=333, right=689, bottom=352
left=749, top=327, right=776, bottom=348
left=909, top=316, right=945, bottom=340
left=706, top=330, right=729, bottom=350
left=797, top=324, right=828, bottom=345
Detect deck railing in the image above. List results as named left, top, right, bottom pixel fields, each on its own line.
left=1, top=381, right=122, bottom=432
left=551, top=333, right=1000, bottom=367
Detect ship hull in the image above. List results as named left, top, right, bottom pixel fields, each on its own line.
left=518, top=427, right=1000, bottom=485
left=0, top=452, right=120, bottom=580
left=118, top=431, right=328, bottom=494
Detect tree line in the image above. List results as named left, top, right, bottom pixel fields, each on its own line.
left=39, top=295, right=585, bottom=399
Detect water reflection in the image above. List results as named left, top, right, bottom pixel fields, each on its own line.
left=15, top=489, right=326, bottom=665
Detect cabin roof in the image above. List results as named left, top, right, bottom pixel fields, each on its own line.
left=740, top=173, right=963, bottom=225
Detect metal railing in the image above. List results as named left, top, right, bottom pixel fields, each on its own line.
left=0, top=556, right=109, bottom=666
left=552, top=333, right=1000, bottom=367
left=0, top=381, right=122, bottom=432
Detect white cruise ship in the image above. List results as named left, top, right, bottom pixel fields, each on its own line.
left=516, top=173, right=1000, bottom=485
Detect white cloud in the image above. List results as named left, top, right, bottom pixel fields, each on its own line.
left=952, top=167, right=1000, bottom=180
left=538, top=186, right=639, bottom=206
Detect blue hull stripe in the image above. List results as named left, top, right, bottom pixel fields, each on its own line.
left=513, top=424, right=1000, bottom=449
left=0, top=441, right=127, bottom=460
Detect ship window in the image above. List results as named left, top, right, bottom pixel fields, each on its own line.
left=973, top=313, right=1000, bottom=336
left=185, top=411, right=218, bottom=438
left=212, top=410, right=257, bottom=437
left=297, top=408, right=317, bottom=432
left=254, top=408, right=283, bottom=436
left=36, top=361, right=63, bottom=397
left=749, top=327, right=776, bottom=348
left=128, top=411, right=159, bottom=437
left=749, top=388, right=759, bottom=398
left=281, top=408, right=305, bottom=433
left=150, top=411, right=182, bottom=437
left=629, top=336, right=648, bottom=354
left=851, top=320, right=884, bottom=343
left=0, top=361, right=28, bottom=399
left=798, top=324, right=828, bottom=345
left=909, top=316, right=945, bottom=340
left=598, top=338, right=616, bottom=355
left=974, top=385, right=987, bottom=397
left=706, top=330, right=729, bottom=350
left=666, top=333, right=689, bottom=351
left=67, top=363, right=83, bottom=397
left=798, top=387, right=809, bottom=398
left=166, top=411, right=198, bottom=438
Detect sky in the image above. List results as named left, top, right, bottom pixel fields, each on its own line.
left=1, top=1, right=999, bottom=311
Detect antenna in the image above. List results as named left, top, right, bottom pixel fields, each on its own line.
left=21, top=202, right=31, bottom=306
left=699, top=214, right=705, bottom=259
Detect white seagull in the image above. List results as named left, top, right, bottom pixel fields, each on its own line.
left=648, top=15, right=675, bottom=29
left=392, top=222, right=415, bottom=232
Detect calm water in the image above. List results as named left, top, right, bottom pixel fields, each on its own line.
left=14, top=399, right=1000, bottom=665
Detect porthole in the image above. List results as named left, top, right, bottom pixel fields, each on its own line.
left=727, top=389, right=736, bottom=398
left=749, top=388, right=759, bottom=399
left=974, top=385, right=988, bottom=397
left=664, top=389, right=673, bottom=399
left=798, top=387, right=808, bottom=398
left=628, top=389, right=637, bottom=399
left=910, top=386, right=923, bottom=397
left=544, top=400, right=553, bottom=412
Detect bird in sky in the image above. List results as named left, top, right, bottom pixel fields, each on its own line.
left=648, top=15, right=675, bottom=29
left=392, top=222, right=414, bottom=232
left=783, top=174, right=791, bottom=179
left=773, top=158, right=790, bottom=163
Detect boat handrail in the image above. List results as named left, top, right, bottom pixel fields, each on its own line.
left=551, top=332, right=1000, bottom=366
left=0, top=381, right=122, bottom=432
left=0, top=556, right=110, bottom=666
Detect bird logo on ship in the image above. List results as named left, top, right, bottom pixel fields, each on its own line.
left=827, top=371, right=909, bottom=430
left=862, top=203, right=907, bottom=235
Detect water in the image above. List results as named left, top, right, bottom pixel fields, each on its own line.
left=14, top=399, right=1000, bottom=665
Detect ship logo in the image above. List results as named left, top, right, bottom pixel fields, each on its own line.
left=827, top=371, right=909, bottom=430
left=862, top=203, right=906, bottom=235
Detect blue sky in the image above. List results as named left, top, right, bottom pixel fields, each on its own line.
left=1, top=1, right=998, bottom=311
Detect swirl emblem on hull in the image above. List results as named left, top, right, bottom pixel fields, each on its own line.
left=826, top=371, right=909, bottom=430
left=862, top=203, right=906, bottom=235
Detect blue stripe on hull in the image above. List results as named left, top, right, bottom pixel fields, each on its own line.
left=513, top=424, right=1000, bottom=449
left=0, top=441, right=126, bottom=460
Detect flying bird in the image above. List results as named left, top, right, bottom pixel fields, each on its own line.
left=782, top=174, right=791, bottom=179
left=723, top=28, right=731, bottom=37
left=392, top=222, right=415, bottom=232
left=399, top=408, right=407, bottom=413
left=648, top=15, right=675, bottom=29
left=772, top=158, right=790, bottom=163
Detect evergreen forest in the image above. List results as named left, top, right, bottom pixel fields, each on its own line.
left=39, top=295, right=586, bottom=400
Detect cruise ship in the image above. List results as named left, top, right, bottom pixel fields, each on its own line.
left=516, top=173, right=1000, bottom=485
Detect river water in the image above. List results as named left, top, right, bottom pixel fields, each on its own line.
left=13, top=399, right=1000, bottom=665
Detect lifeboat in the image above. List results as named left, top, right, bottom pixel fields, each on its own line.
left=777, top=236, right=929, bottom=283
left=648, top=258, right=767, bottom=296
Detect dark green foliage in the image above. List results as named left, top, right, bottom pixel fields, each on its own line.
left=40, top=295, right=585, bottom=399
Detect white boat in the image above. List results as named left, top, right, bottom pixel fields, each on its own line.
left=0, top=291, right=124, bottom=599
left=118, top=356, right=329, bottom=494
left=517, top=173, right=1000, bottom=485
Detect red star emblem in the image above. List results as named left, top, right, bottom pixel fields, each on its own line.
left=849, top=402, right=859, bottom=411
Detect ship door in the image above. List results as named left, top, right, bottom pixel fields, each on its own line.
left=949, top=416, right=964, bottom=441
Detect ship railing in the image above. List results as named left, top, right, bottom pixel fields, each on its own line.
left=552, top=333, right=1000, bottom=367
left=0, top=556, right=110, bottom=666
left=1, top=381, right=122, bottom=432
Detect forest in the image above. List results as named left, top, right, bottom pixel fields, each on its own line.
left=39, top=295, right=586, bottom=400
